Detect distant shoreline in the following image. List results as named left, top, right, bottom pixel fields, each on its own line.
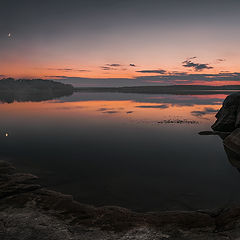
left=1, top=78, right=240, bottom=96
left=74, top=85, right=240, bottom=95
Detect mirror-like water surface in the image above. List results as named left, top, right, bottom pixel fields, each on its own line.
left=0, top=92, right=239, bottom=211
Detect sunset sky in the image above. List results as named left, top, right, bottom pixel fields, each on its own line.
left=1, top=0, right=240, bottom=86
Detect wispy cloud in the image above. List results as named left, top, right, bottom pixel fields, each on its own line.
left=136, top=69, right=167, bottom=74
left=106, top=64, right=122, bottom=67
left=100, top=66, right=114, bottom=71
left=182, top=57, right=213, bottom=71
left=47, top=68, right=90, bottom=72
left=100, top=64, right=123, bottom=71
left=217, top=58, right=226, bottom=62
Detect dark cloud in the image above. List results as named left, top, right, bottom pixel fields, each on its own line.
left=100, top=64, right=123, bottom=71
left=182, top=58, right=213, bottom=71
left=100, top=66, right=113, bottom=71
left=136, top=69, right=167, bottom=74
left=191, top=107, right=218, bottom=117
left=106, top=64, right=122, bottom=67
left=101, top=66, right=121, bottom=71
left=135, top=104, right=168, bottom=109
left=130, top=64, right=136, bottom=67
left=77, top=70, right=90, bottom=72
left=168, top=71, right=188, bottom=76
left=58, top=68, right=73, bottom=71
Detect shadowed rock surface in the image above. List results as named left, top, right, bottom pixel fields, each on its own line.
left=208, top=92, right=240, bottom=162
left=224, top=128, right=240, bottom=156
left=212, top=92, right=240, bottom=132
left=1, top=161, right=240, bottom=239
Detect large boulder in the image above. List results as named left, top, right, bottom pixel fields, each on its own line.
left=212, top=92, right=240, bottom=132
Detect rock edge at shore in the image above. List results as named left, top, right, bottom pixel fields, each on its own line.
left=1, top=160, right=240, bottom=240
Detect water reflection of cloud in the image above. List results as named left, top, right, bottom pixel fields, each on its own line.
left=55, top=106, right=85, bottom=110
left=102, top=111, right=119, bottom=114
left=97, top=107, right=121, bottom=114
left=142, top=95, right=226, bottom=106
left=191, top=107, right=218, bottom=118
left=135, top=104, right=169, bottom=109
left=97, top=107, right=112, bottom=112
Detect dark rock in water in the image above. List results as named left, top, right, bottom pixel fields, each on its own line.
left=224, top=128, right=240, bottom=156
left=198, top=131, right=231, bottom=140
left=1, top=161, right=240, bottom=239
left=198, top=131, right=217, bottom=135
left=224, top=146, right=240, bottom=170
left=212, top=92, right=240, bottom=132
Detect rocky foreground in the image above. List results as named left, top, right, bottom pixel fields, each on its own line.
left=1, top=161, right=240, bottom=239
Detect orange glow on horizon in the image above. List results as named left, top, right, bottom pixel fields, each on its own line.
left=1, top=60, right=240, bottom=86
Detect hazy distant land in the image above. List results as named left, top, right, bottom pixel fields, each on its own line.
left=75, top=85, right=240, bottom=95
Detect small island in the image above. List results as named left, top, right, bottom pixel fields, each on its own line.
left=0, top=78, right=74, bottom=103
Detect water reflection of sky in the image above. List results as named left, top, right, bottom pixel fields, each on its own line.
left=0, top=92, right=239, bottom=212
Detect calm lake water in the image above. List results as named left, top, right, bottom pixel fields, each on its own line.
left=0, top=92, right=240, bottom=211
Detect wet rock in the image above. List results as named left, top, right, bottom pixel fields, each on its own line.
left=212, top=92, right=240, bottom=132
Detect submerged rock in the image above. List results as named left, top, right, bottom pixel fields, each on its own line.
left=212, top=92, right=240, bottom=132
